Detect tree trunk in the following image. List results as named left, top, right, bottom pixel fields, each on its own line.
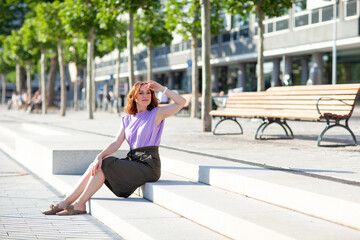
left=114, top=49, right=121, bottom=114
left=190, top=34, right=199, bottom=118
left=86, top=27, right=95, bottom=119
left=46, top=55, right=58, bottom=107
left=92, top=50, right=96, bottom=111
left=147, top=41, right=153, bottom=82
left=201, top=0, right=212, bottom=132
left=73, top=81, right=78, bottom=111
left=256, top=6, right=265, bottom=92
left=127, top=10, right=135, bottom=88
left=41, top=48, right=47, bottom=114
left=20, top=66, right=26, bottom=92
left=16, top=62, right=21, bottom=92
left=26, top=60, right=32, bottom=100
left=58, top=39, right=66, bottom=117
left=1, top=74, right=6, bottom=104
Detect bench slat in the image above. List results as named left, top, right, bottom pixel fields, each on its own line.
left=266, top=84, right=360, bottom=92
left=226, top=100, right=355, bottom=106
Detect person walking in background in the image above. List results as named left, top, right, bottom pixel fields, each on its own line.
left=43, top=80, right=186, bottom=215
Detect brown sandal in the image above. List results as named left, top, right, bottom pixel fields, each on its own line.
left=56, top=205, right=87, bottom=216
left=42, top=204, right=63, bottom=215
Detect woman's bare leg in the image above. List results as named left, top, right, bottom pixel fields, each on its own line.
left=58, top=166, right=92, bottom=208
left=72, top=169, right=106, bottom=211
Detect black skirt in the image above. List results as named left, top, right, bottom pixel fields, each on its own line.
left=101, top=146, right=161, bottom=198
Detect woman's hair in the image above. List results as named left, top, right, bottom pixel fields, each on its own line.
left=125, top=81, right=158, bottom=115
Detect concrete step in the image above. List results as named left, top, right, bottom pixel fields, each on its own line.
left=34, top=174, right=230, bottom=240
left=1, top=120, right=360, bottom=239
left=141, top=171, right=360, bottom=240
left=159, top=147, right=360, bottom=230
left=0, top=123, right=229, bottom=240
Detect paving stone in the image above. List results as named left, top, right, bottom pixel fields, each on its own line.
left=0, top=150, right=123, bottom=240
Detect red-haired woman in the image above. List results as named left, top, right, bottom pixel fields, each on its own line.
left=43, top=80, right=186, bottom=215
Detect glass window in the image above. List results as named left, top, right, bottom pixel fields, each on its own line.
left=346, top=0, right=357, bottom=17
left=311, top=10, right=319, bottom=24
left=232, top=31, right=238, bottom=41
left=267, top=23, right=273, bottom=33
left=231, top=13, right=250, bottom=31
left=211, top=35, right=218, bottom=45
left=322, top=5, right=338, bottom=22
left=173, top=43, right=180, bottom=52
left=295, top=0, right=307, bottom=13
left=295, top=14, right=309, bottom=27
left=276, top=19, right=289, bottom=31
left=222, top=33, right=230, bottom=42
left=240, top=26, right=249, bottom=38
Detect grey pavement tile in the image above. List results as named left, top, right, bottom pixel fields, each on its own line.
left=6, top=231, right=36, bottom=238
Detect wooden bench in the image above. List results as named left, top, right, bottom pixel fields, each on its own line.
left=209, top=84, right=360, bottom=146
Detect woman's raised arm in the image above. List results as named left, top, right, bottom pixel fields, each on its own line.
left=146, top=80, right=186, bottom=125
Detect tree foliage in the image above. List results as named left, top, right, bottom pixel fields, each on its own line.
left=134, top=2, right=172, bottom=48
left=223, top=0, right=294, bottom=91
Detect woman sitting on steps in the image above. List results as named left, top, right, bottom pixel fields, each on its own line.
left=43, top=80, right=186, bottom=215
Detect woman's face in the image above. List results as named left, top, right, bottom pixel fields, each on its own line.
left=135, top=85, right=152, bottom=109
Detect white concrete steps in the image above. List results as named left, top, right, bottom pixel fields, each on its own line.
left=159, top=147, right=360, bottom=230
left=141, top=171, right=360, bottom=240
left=47, top=174, right=229, bottom=240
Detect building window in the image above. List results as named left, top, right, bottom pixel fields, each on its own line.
left=173, top=43, right=180, bottom=53
left=346, top=0, right=357, bottom=17
left=322, top=5, right=338, bottom=22
left=295, top=13, right=309, bottom=27
left=239, top=26, right=249, bottom=37
left=267, top=22, right=273, bottom=33
left=295, top=0, right=307, bottom=13
left=231, top=14, right=249, bottom=29
left=222, top=32, right=230, bottom=42
left=276, top=19, right=289, bottom=31
left=232, top=31, right=238, bottom=41
left=311, top=10, right=319, bottom=24
left=211, top=35, right=218, bottom=45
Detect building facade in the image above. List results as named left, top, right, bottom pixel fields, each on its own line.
left=94, top=0, right=360, bottom=94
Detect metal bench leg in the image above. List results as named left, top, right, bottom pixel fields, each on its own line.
left=317, top=118, right=358, bottom=147
left=213, top=116, right=243, bottom=135
left=255, top=118, right=294, bottom=140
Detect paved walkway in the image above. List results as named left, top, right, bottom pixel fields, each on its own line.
left=0, top=149, right=123, bottom=239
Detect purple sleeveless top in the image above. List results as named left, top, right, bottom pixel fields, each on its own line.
left=122, top=107, right=165, bottom=149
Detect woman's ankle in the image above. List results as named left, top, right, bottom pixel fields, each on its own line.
left=73, top=202, right=86, bottom=211
left=58, top=201, right=68, bottom=209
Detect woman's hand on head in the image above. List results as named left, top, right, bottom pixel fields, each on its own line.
left=91, top=155, right=103, bottom=176
left=146, top=80, right=164, bottom=92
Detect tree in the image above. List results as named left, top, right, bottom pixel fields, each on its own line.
left=33, top=2, right=59, bottom=114
left=200, top=0, right=211, bottom=132
left=134, top=2, right=173, bottom=82
left=165, top=0, right=222, bottom=118
left=95, top=19, right=127, bottom=114
left=19, top=18, right=40, bottom=101
left=223, top=0, right=293, bottom=91
left=116, top=0, right=158, bottom=89
left=61, top=0, right=120, bottom=119
left=63, top=35, right=87, bottom=111
left=2, top=30, right=27, bottom=93
left=35, top=1, right=69, bottom=116
left=0, top=36, right=15, bottom=104
left=0, top=1, right=30, bottom=35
